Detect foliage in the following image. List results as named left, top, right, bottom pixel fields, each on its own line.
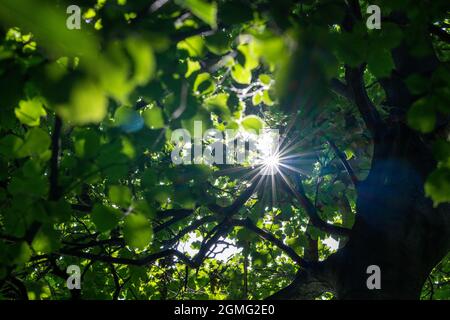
left=0, top=0, right=448, bottom=300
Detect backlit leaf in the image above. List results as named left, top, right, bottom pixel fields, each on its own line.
left=91, top=204, right=121, bottom=232
left=15, top=98, right=46, bottom=127
left=123, top=213, right=153, bottom=250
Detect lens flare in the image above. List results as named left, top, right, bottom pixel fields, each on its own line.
left=260, top=152, right=281, bottom=175
left=264, top=153, right=280, bottom=168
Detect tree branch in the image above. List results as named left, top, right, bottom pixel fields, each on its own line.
left=325, top=137, right=359, bottom=187
left=4, top=277, right=29, bottom=300
left=58, top=247, right=199, bottom=268
left=266, top=265, right=332, bottom=300
left=222, top=179, right=259, bottom=216
left=330, top=78, right=353, bottom=101
left=162, top=215, right=216, bottom=248
left=345, top=66, right=383, bottom=136
left=58, top=218, right=232, bottom=269
left=429, top=24, right=450, bottom=43
left=39, top=169, right=261, bottom=273
left=49, top=115, right=62, bottom=201
left=230, top=218, right=307, bottom=267
left=290, top=176, right=351, bottom=237
left=25, top=115, right=62, bottom=244
left=154, top=209, right=194, bottom=233
left=341, top=2, right=383, bottom=136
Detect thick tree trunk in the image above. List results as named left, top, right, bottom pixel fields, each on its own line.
left=326, top=29, right=450, bottom=299
left=269, top=125, right=450, bottom=300
left=328, top=125, right=450, bottom=299
left=268, top=3, right=449, bottom=301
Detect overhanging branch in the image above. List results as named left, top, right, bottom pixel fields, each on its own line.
left=330, top=78, right=353, bottom=101
left=230, top=218, right=307, bottom=267
left=25, top=115, right=62, bottom=244
left=266, top=265, right=332, bottom=300
left=345, top=66, right=383, bottom=136
left=325, top=137, right=359, bottom=187
left=57, top=179, right=259, bottom=269
left=429, top=24, right=450, bottom=43
left=290, top=176, right=351, bottom=237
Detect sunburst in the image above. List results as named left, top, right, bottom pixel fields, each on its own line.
left=213, top=118, right=317, bottom=209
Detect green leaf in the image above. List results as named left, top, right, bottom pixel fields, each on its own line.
left=141, top=168, right=158, bottom=189
left=21, top=127, right=51, bottom=157
left=134, top=200, right=156, bottom=219
left=123, top=213, right=153, bottom=250
left=59, top=80, right=107, bottom=125
left=114, top=106, right=144, bottom=133
left=405, top=74, right=429, bottom=95
left=115, top=105, right=137, bottom=124
left=193, top=72, right=216, bottom=95
left=120, top=136, right=136, bottom=159
left=109, top=185, right=132, bottom=208
left=308, top=226, right=325, bottom=241
left=204, top=31, right=231, bottom=55
left=336, top=30, right=367, bottom=67
left=73, top=129, right=100, bottom=159
left=0, top=135, right=24, bottom=159
left=252, top=251, right=269, bottom=267
left=31, top=225, right=61, bottom=254
left=258, top=74, right=271, bottom=85
left=237, top=43, right=259, bottom=70
left=150, top=185, right=174, bottom=204
left=377, top=22, right=403, bottom=49
left=174, top=186, right=196, bottom=209
left=252, top=92, right=262, bottom=106
left=407, top=97, right=436, bottom=133
left=46, top=200, right=72, bottom=223
left=344, top=149, right=354, bottom=160
left=257, top=36, right=286, bottom=67
left=15, top=97, right=47, bottom=127
left=261, top=90, right=274, bottom=106
left=231, top=64, right=251, bottom=84
left=91, top=204, right=121, bottom=232
left=433, top=139, right=450, bottom=166
left=236, top=227, right=257, bottom=243
left=241, top=115, right=264, bottom=132
left=125, top=37, right=155, bottom=85
left=11, top=241, right=32, bottom=264
left=204, top=93, right=230, bottom=119
left=7, top=175, right=48, bottom=198
left=185, top=59, right=201, bottom=78
left=142, top=106, right=165, bottom=129
left=425, top=167, right=450, bottom=206
left=432, top=89, right=450, bottom=115
left=177, top=36, right=205, bottom=57
left=367, top=49, right=394, bottom=78
left=176, top=0, right=217, bottom=28
left=22, top=159, right=41, bottom=178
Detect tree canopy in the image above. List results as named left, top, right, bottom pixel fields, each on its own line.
left=0, top=0, right=449, bottom=300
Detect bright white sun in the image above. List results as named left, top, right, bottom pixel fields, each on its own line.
left=252, top=131, right=282, bottom=175
left=260, top=152, right=281, bottom=176
left=263, top=153, right=280, bottom=168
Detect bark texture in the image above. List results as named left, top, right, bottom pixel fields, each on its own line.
left=269, top=11, right=450, bottom=300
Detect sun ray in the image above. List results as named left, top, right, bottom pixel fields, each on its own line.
left=278, top=163, right=310, bottom=176
left=213, top=123, right=316, bottom=211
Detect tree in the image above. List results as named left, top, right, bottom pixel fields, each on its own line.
left=0, top=0, right=448, bottom=300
